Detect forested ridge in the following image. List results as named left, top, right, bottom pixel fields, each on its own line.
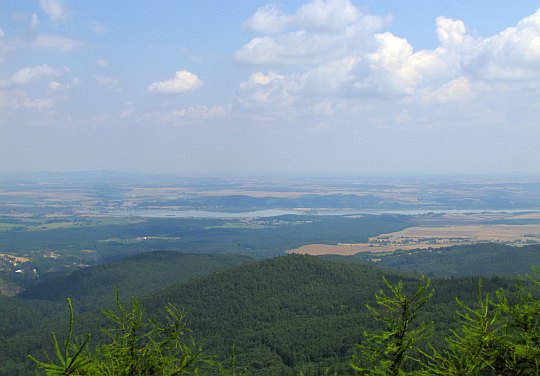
left=326, top=243, right=540, bottom=277
left=18, top=251, right=253, bottom=312
left=1, top=253, right=535, bottom=375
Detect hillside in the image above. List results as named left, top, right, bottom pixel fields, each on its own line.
left=0, top=254, right=519, bottom=375
left=327, top=243, right=540, bottom=277
left=18, top=251, right=253, bottom=312
left=138, top=255, right=513, bottom=374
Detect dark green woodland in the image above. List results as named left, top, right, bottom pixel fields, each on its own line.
left=1, top=251, right=537, bottom=375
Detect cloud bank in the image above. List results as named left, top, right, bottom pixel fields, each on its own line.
left=236, top=1, right=540, bottom=116
left=147, top=70, right=202, bottom=94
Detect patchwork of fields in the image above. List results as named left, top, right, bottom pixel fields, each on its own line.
left=288, top=213, right=540, bottom=256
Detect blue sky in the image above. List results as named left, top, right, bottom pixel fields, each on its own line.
left=1, top=0, right=540, bottom=176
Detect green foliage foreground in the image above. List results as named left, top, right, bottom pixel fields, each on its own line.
left=351, top=267, right=540, bottom=376
left=31, top=268, right=539, bottom=375
left=29, top=292, right=244, bottom=376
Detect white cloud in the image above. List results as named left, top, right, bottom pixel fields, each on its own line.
left=0, top=64, right=73, bottom=113
left=237, top=1, right=540, bottom=116
left=34, top=35, right=81, bottom=50
left=96, top=59, right=108, bottom=67
left=147, top=70, right=202, bottom=94
left=354, top=32, right=416, bottom=95
left=238, top=71, right=293, bottom=107
left=418, top=76, right=473, bottom=104
left=436, top=17, right=468, bottom=46
left=39, top=0, right=68, bottom=23
left=235, top=32, right=348, bottom=65
left=296, top=0, right=361, bottom=33
left=4, top=89, right=55, bottom=110
left=236, top=0, right=388, bottom=65
left=464, top=9, right=540, bottom=80
left=245, top=4, right=293, bottom=34
left=245, top=0, right=368, bottom=35
left=296, top=57, right=357, bottom=94
left=245, top=71, right=284, bottom=86
left=8, top=65, right=62, bottom=85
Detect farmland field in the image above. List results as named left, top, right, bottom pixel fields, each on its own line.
left=287, top=243, right=445, bottom=256
left=288, top=222, right=540, bottom=256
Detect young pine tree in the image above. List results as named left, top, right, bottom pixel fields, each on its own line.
left=350, top=276, right=434, bottom=376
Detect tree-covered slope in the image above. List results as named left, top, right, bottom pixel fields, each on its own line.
left=0, top=254, right=519, bottom=375
left=355, top=243, right=540, bottom=277
left=18, top=251, right=253, bottom=312
left=138, top=254, right=514, bottom=375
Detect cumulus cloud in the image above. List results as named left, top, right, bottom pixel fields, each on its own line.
left=2, top=89, right=55, bottom=110
left=296, top=0, right=361, bottom=32
left=147, top=70, right=202, bottom=94
left=245, top=4, right=293, bottom=34
left=417, top=76, right=473, bottom=104
left=245, top=0, right=367, bottom=35
left=238, top=71, right=293, bottom=107
left=236, top=1, right=540, bottom=114
left=464, top=9, right=540, bottom=80
left=236, top=0, right=388, bottom=65
left=8, top=65, right=62, bottom=85
left=236, top=32, right=348, bottom=65
left=247, top=71, right=285, bottom=85
left=38, top=0, right=68, bottom=23
left=0, top=63, right=75, bottom=113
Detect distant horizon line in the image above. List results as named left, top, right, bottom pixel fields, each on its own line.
left=1, top=170, right=539, bottom=180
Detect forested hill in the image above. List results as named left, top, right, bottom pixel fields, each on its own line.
left=18, top=251, right=253, bottom=312
left=139, top=254, right=514, bottom=374
left=0, top=254, right=520, bottom=375
left=325, top=243, right=540, bottom=277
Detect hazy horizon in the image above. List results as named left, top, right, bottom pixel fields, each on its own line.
left=2, top=170, right=540, bottom=180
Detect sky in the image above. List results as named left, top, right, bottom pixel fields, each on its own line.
left=1, top=0, right=540, bottom=176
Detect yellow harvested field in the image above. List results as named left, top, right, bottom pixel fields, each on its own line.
left=287, top=243, right=448, bottom=256
left=379, top=224, right=540, bottom=243
left=288, top=223, right=540, bottom=256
